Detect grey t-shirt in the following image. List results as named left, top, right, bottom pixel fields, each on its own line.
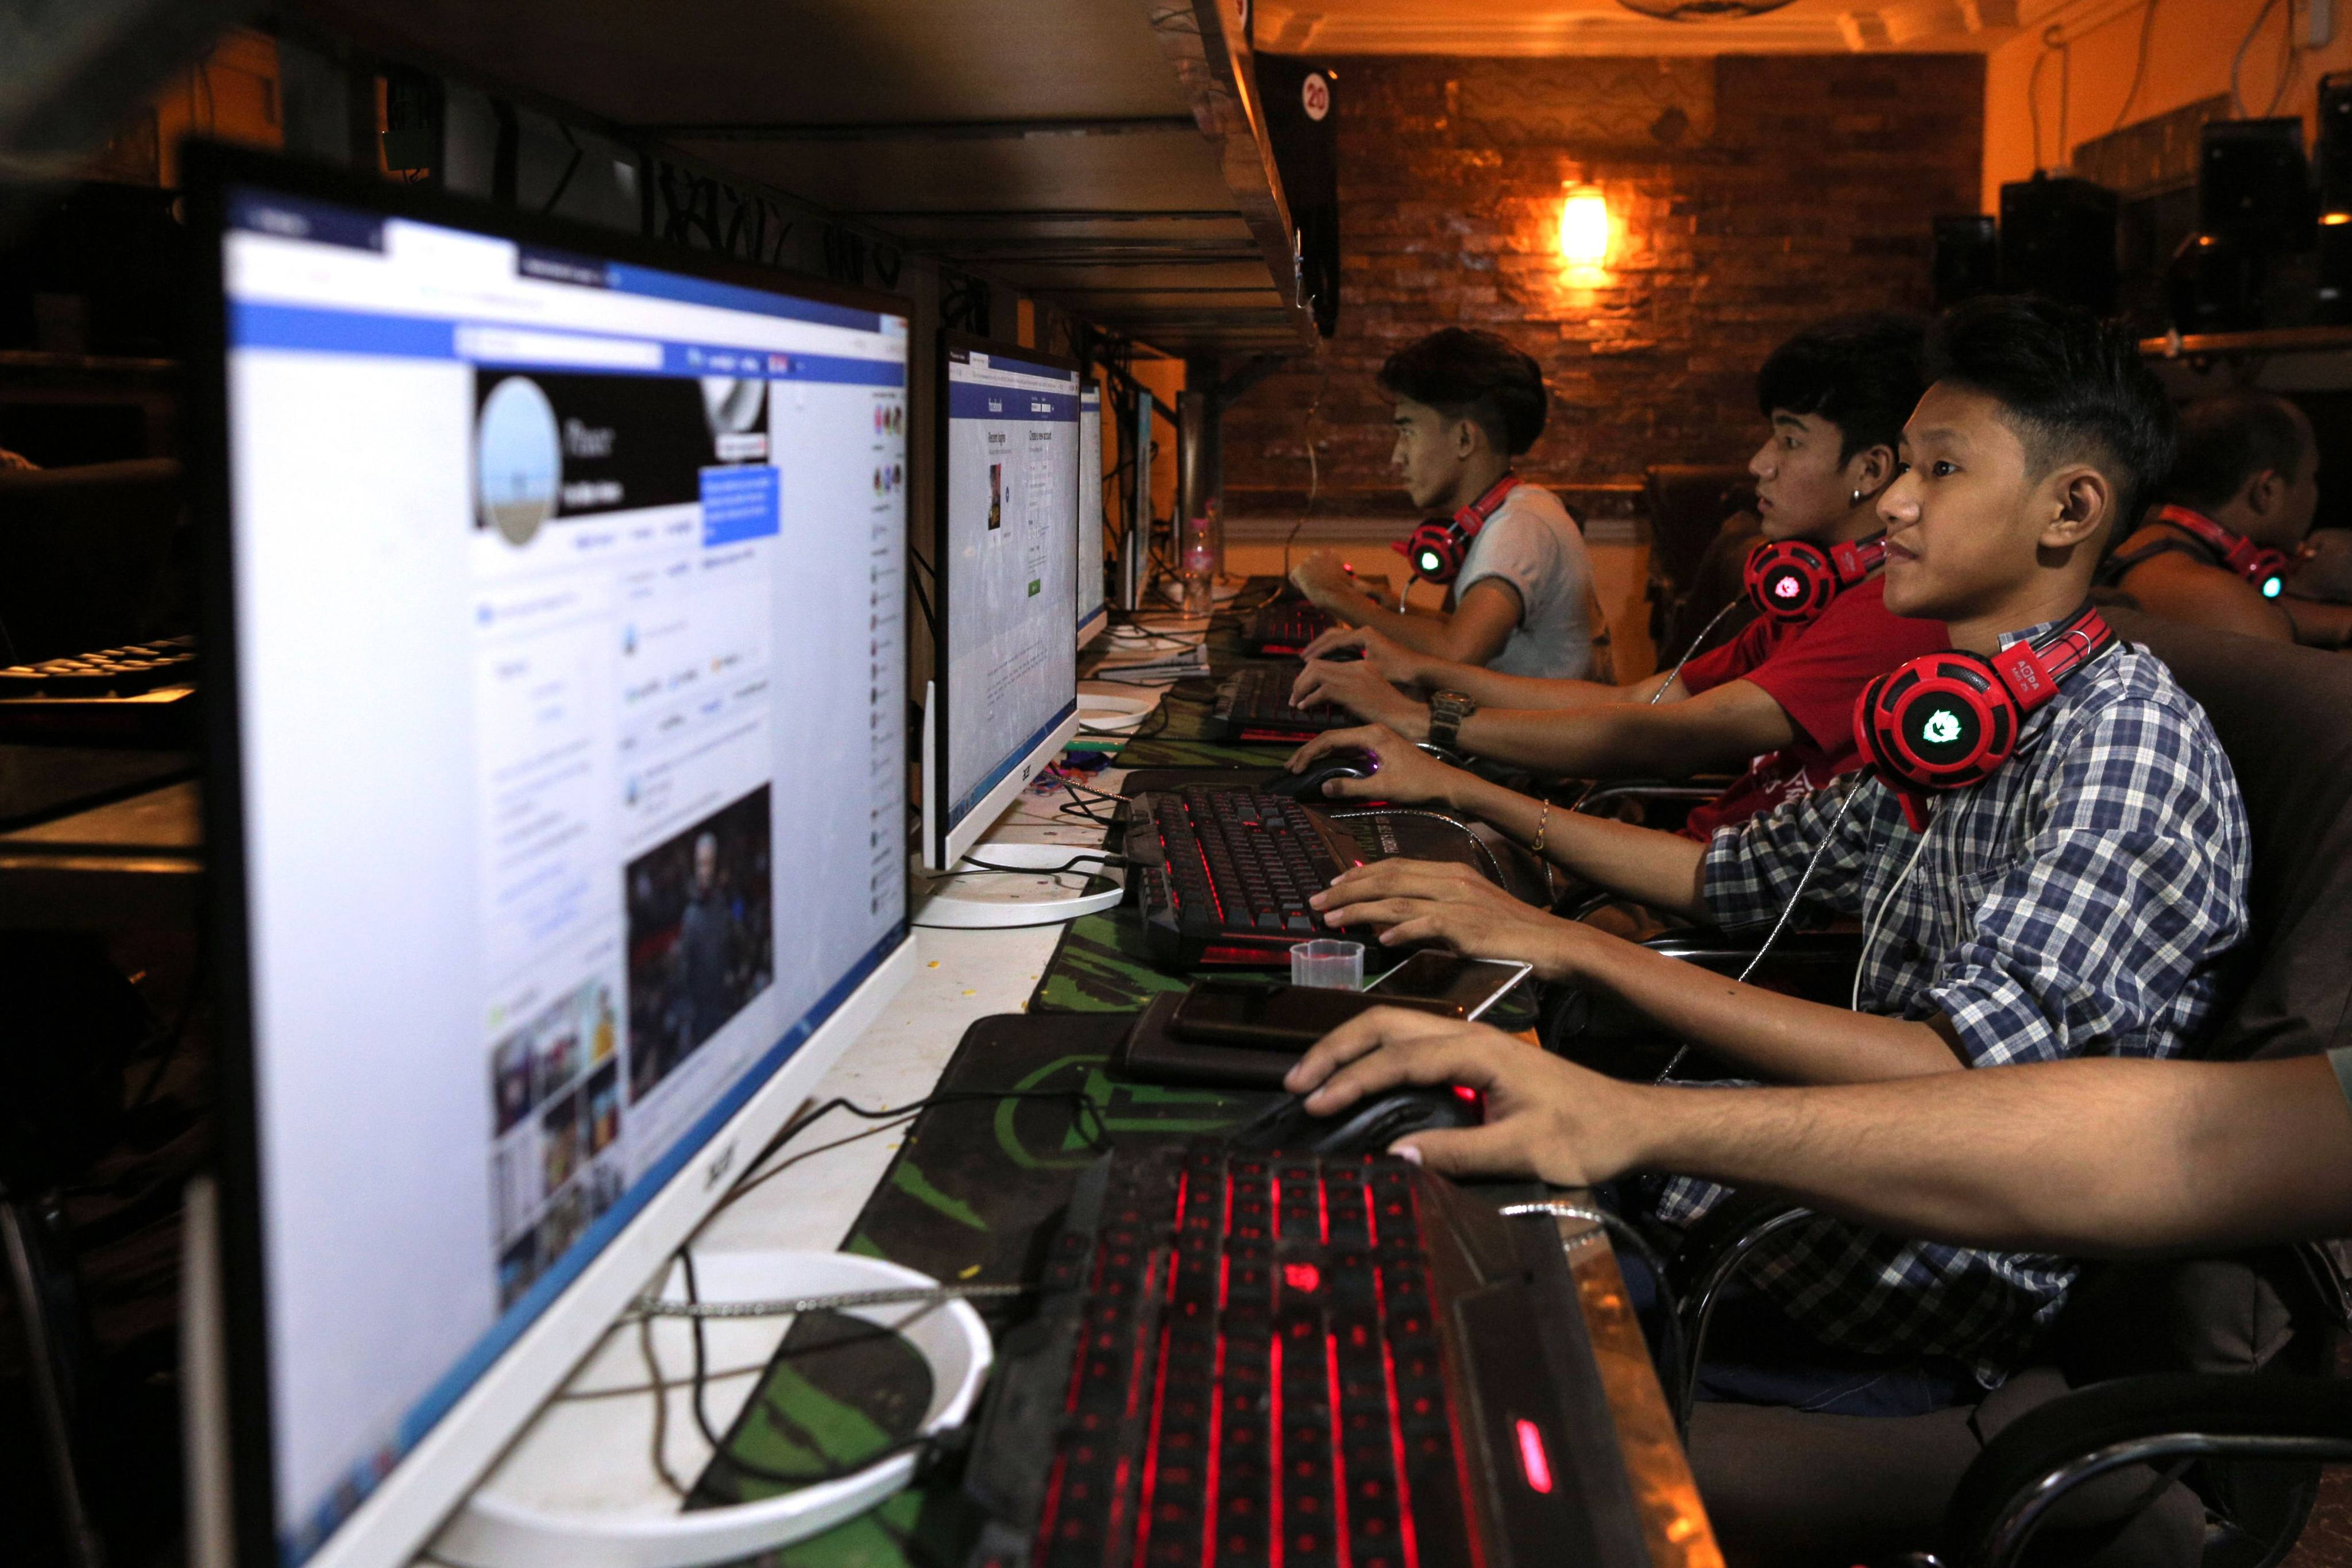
left=1452, top=483, right=1606, bottom=680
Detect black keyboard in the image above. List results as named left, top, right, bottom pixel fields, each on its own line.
left=0, top=635, right=196, bottom=695
left=1241, top=602, right=1335, bottom=656
left=1212, top=666, right=1357, bottom=744
left=961, top=1145, right=1651, bottom=1568
left=1123, top=787, right=1362, bottom=967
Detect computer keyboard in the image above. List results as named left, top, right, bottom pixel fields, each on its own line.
left=1211, top=666, right=1357, bottom=743
left=1123, top=786, right=1362, bottom=967
left=1241, top=601, right=1335, bottom=656
left=0, top=635, right=196, bottom=695
left=960, top=1144, right=1650, bottom=1568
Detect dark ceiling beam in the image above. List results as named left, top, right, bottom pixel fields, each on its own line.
left=847, top=207, right=1240, bottom=223
left=640, top=115, right=1198, bottom=142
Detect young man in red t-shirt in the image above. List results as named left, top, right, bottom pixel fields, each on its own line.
left=1287, top=313, right=1946, bottom=839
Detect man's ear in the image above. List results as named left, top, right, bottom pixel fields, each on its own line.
left=1845, top=443, right=1896, bottom=497
left=1450, top=416, right=1484, bottom=461
left=2242, top=467, right=2285, bottom=519
left=2040, top=465, right=2114, bottom=551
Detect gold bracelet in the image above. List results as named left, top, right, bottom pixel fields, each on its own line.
left=1531, top=799, right=1551, bottom=857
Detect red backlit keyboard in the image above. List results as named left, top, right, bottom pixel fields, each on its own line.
left=1241, top=603, right=1337, bottom=656
left=959, top=1144, right=1651, bottom=1568
left=1123, top=787, right=1362, bottom=968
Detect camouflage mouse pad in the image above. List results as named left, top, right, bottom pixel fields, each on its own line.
left=688, top=1011, right=1270, bottom=1565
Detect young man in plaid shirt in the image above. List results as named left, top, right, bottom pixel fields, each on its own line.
left=1290, top=296, right=2253, bottom=1415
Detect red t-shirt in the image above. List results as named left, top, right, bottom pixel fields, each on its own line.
left=1673, top=576, right=1947, bottom=840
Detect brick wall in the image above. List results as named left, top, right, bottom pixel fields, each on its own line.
left=1222, top=53, right=1984, bottom=517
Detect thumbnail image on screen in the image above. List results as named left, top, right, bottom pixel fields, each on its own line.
left=625, top=785, right=776, bottom=1103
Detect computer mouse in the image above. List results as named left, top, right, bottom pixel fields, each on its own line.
left=1266, top=747, right=1381, bottom=801
left=1227, top=1086, right=1482, bottom=1158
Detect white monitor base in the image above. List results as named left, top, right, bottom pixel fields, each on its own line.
left=910, top=839, right=1124, bottom=929
left=432, top=1252, right=990, bottom=1568
left=1075, top=690, right=1155, bottom=735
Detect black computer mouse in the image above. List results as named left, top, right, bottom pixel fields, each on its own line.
left=1266, top=747, right=1381, bottom=801
left=1227, top=1086, right=1482, bottom=1158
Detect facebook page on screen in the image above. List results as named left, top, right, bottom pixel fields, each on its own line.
left=941, top=346, right=1078, bottom=835
left=219, top=187, right=909, bottom=1560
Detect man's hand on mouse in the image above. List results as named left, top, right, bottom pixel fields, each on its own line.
left=1283, top=1009, right=1641, bottom=1184
left=1285, top=723, right=1461, bottom=804
left=1310, top=858, right=1601, bottom=982
left=1289, top=655, right=1429, bottom=736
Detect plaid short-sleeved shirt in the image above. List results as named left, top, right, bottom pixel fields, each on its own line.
left=1658, top=621, right=2250, bottom=1385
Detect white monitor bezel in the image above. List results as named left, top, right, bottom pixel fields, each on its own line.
left=181, top=143, right=920, bottom=1568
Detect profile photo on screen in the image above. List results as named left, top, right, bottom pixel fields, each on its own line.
left=624, top=784, right=776, bottom=1102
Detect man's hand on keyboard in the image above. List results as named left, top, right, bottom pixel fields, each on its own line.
left=1300, top=621, right=1429, bottom=684
left=1282, top=1009, right=1637, bottom=1184
left=1311, top=856, right=1589, bottom=976
left=1289, top=653, right=1429, bottom=734
left=1286, top=723, right=1462, bottom=803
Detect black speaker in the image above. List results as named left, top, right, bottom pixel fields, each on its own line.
left=2000, top=174, right=2118, bottom=314
left=1254, top=55, right=1339, bottom=338
left=2200, top=117, right=2313, bottom=249
left=1932, top=215, right=2000, bottom=308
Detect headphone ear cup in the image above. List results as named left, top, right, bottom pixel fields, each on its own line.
left=1744, top=539, right=1837, bottom=623
left=1407, top=519, right=1462, bottom=583
left=1853, top=651, right=2019, bottom=793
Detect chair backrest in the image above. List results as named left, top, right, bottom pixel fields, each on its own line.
left=1642, top=464, right=1753, bottom=600
left=2104, top=608, right=2352, bottom=1061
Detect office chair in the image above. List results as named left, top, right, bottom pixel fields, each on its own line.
left=1641, top=465, right=1757, bottom=662
left=0, top=458, right=185, bottom=665
left=1660, top=614, right=2352, bottom=1567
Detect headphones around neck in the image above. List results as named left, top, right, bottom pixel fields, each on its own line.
left=1742, top=532, right=1890, bottom=624
left=1853, top=604, right=2117, bottom=829
left=1398, top=473, right=1522, bottom=584
left=2152, top=505, right=2291, bottom=599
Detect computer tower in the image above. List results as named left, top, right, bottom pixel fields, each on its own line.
left=2200, top=117, right=2312, bottom=249
left=1253, top=55, right=1339, bottom=338
left=2318, top=76, right=2352, bottom=319
left=1932, top=215, right=2000, bottom=308
left=2000, top=174, right=2118, bottom=315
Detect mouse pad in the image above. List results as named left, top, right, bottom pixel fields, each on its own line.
left=688, top=1012, right=1271, bottom=1562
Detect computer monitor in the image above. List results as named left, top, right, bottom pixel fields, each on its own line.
left=180, top=145, right=916, bottom=1568
left=1077, top=381, right=1107, bottom=647
left=921, top=333, right=1080, bottom=872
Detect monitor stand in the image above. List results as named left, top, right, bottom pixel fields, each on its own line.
left=1075, top=689, right=1154, bottom=735
left=910, top=837, right=1125, bottom=929
left=434, top=1250, right=991, bottom=1568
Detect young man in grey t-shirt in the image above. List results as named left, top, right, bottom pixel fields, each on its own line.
left=1289, top=327, right=1605, bottom=680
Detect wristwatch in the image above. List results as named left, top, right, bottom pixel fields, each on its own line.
left=1426, top=689, right=1477, bottom=752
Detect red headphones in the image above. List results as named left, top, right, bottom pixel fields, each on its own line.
left=2151, top=505, right=2290, bottom=600
left=1743, top=533, right=1890, bottom=624
left=1853, top=605, right=2116, bottom=829
left=1397, top=474, right=1523, bottom=584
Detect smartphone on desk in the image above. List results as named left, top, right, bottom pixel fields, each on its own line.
left=1169, top=978, right=1462, bottom=1050
left=1366, top=952, right=1534, bottom=1022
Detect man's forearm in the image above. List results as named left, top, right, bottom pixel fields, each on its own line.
left=1442, top=773, right=1710, bottom=919
left=1618, top=1055, right=2352, bottom=1256
left=1424, top=661, right=1647, bottom=711
left=1311, top=580, right=1460, bottom=658
left=1577, top=940, right=1964, bottom=1083
left=1455, top=704, right=1743, bottom=779
left=2284, top=597, right=2352, bottom=650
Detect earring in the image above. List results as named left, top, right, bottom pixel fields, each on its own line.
left=1851, top=488, right=1866, bottom=507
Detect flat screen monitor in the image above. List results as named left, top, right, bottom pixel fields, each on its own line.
left=181, top=145, right=916, bottom=1568
left=1077, top=381, right=1106, bottom=647
left=922, top=333, right=1080, bottom=870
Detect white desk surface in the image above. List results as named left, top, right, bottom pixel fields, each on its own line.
left=424, top=661, right=1189, bottom=1554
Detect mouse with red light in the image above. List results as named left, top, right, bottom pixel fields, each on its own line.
left=1227, top=1082, right=1484, bottom=1158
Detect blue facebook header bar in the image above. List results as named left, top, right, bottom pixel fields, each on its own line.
left=945, top=382, right=1079, bottom=423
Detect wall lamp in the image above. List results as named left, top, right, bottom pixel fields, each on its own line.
left=1559, top=183, right=1612, bottom=268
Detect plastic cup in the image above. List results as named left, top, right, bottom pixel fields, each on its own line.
left=1289, top=939, right=1365, bottom=990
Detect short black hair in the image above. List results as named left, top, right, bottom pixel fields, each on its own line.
left=1755, top=312, right=1928, bottom=463
left=2166, top=390, right=2312, bottom=512
left=1377, top=328, right=1548, bottom=456
left=1923, top=295, right=2176, bottom=536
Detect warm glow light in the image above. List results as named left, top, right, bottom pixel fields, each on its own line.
left=1559, top=183, right=1611, bottom=267
left=2327, top=211, right=2352, bottom=226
